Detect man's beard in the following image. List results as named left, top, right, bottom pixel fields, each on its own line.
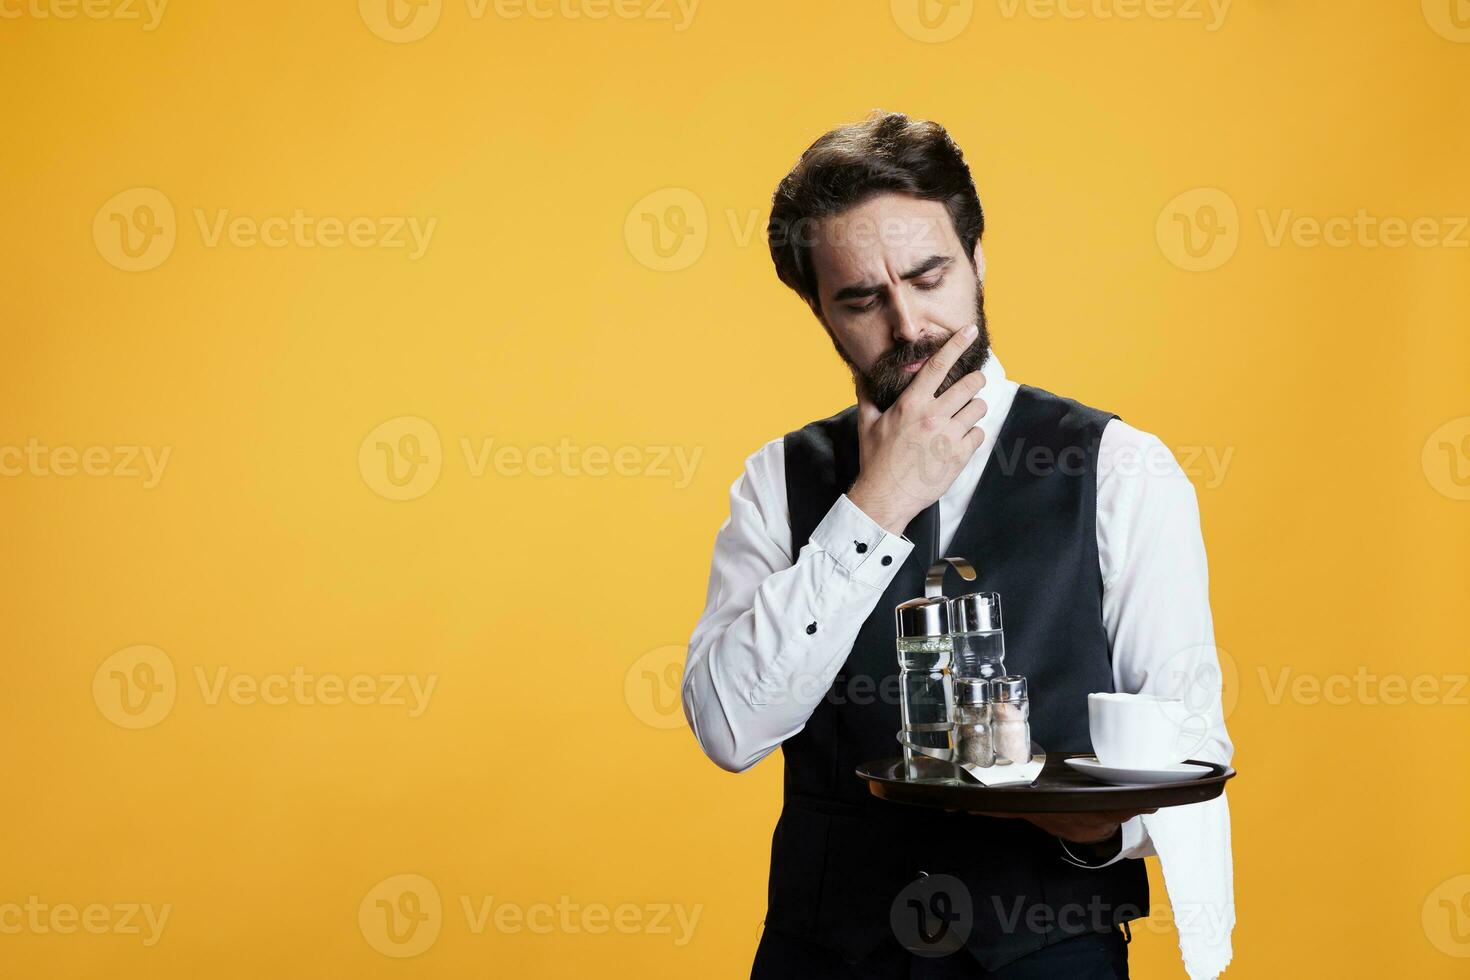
left=849, top=286, right=991, bottom=412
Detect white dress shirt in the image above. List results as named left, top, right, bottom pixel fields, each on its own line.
left=682, top=351, right=1235, bottom=977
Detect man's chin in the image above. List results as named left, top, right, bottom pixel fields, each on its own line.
left=864, top=381, right=907, bottom=412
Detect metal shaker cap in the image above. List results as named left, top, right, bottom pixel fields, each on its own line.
left=895, top=596, right=950, bottom=638
left=950, top=591, right=1002, bottom=632
left=991, top=675, right=1028, bottom=703
left=955, top=677, right=991, bottom=706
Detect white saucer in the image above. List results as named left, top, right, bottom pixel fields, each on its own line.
left=1065, top=756, right=1213, bottom=786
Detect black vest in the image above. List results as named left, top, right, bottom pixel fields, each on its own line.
left=766, top=384, right=1149, bottom=969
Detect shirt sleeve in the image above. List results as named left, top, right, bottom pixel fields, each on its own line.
left=681, top=439, right=915, bottom=773
left=1073, top=419, right=1235, bottom=867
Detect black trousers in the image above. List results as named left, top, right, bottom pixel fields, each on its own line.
left=751, top=925, right=1130, bottom=980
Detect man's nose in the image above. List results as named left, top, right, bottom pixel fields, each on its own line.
left=888, top=289, right=925, bottom=345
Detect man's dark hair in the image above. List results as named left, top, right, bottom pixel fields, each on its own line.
left=767, top=110, right=985, bottom=311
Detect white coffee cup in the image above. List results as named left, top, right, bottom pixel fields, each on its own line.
left=1088, top=693, right=1208, bottom=770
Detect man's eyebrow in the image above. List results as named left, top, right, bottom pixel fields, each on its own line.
left=830, top=255, right=954, bottom=303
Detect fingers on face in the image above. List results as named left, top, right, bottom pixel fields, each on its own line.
left=938, top=372, right=987, bottom=419
left=912, top=325, right=976, bottom=397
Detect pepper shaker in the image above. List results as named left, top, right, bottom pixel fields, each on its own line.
left=953, top=677, right=994, bottom=769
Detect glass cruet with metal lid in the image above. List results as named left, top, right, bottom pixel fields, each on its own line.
left=949, top=589, right=1006, bottom=683
left=893, top=557, right=975, bottom=781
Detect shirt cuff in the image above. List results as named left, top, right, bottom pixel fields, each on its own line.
left=1058, top=817, right=1149, bottom=869
left=809, top=493, right=915, bottom=589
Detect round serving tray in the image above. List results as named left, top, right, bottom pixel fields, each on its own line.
left=856, top=753, right=1235, bottom=813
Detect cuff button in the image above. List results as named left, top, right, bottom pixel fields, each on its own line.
left=855, top=541, right=868, bottom=553
left=806, top=622, right=817, bottom=634
left=881, top=555, right=893, bottom=566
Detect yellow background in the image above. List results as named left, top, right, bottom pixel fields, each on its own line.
left=3, top=0, right=1469, bottom=976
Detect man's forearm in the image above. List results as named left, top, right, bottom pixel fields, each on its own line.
left=683, top=492, right=914, bottom=772
left=846, top=477, right=919, bottom=537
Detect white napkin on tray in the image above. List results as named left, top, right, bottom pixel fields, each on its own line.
left=957, top=754, right=1043, bottom=786
left=896, top=732, right=1045, bottom=786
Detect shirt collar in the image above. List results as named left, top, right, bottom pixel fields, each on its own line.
left=973, top=349, right=1018, bottom=432
left=939, top=347, right=1019, bottom=497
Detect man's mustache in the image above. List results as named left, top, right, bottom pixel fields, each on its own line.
left=876, top=337, right=947, bottom=372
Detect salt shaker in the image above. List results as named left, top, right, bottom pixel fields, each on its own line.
left=953, top=677, right=994, bottom=769
left=990, top=675, right=1031, bottom=765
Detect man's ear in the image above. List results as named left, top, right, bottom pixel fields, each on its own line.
left=973, top=240, right=986, bottom=286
